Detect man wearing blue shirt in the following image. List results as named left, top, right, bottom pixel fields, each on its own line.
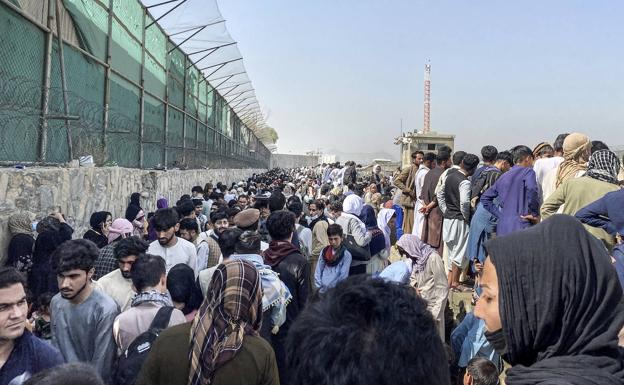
left=0, top=267, right=63, bottom=385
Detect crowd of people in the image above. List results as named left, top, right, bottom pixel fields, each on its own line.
left=1, top=132, right=623, bottom=385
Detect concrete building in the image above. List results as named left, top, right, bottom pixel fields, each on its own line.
left=395, top=131, right=455, bottom=168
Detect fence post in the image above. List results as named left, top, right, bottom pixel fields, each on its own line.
left=39, top=0, right=56, bottom=163
left=54, top=0, right=73, bottom=161
left=138, top=7, right=146, bottom=168
left=182, top=56, right=187, bottom=166
left=102, top=0, right=114, bottom=164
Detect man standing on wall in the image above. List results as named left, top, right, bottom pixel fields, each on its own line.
left=394, top=151, right=424, bottom=236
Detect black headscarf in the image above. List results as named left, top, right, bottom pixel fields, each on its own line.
left=125, top=193, right=142, bottom=222
left=89, top=211, right=110, bottom=231
left=167, top=263, right=203, bottom=315
left=485, top=215, right=624, bottom=385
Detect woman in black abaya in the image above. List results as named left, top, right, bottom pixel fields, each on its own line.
left=475, top=214, right=624, bottom=385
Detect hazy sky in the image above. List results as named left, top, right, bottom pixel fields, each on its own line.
left=200, top=1, right=623, bottom=158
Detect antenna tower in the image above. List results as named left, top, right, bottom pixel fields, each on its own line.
left=423, top=61, right=431, bottom=134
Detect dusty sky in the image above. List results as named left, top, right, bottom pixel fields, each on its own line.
left=194, top=0, right=623, bottom=158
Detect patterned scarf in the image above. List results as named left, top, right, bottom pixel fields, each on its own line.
left=586, top=150, right=621, bottom=185
left=555, top=133, right=591, bottom=188
left=131, top=290, right=173, bottom=308
left=322, top=244, right=347, bottom=266
left=8, top=213, right=31, bottom=235
left=396, top=234, right=435, bottom=273
left=188, top=259, right=262, bottom=385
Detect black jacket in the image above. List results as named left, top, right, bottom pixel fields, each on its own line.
left=271, top=251, right=309, bottom=331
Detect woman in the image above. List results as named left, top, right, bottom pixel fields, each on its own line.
left=82, top=211, right=111, bottom=248
left=7, top=213, right=35, bottom=275
left=166, top=264, right=203, bottom=322
left=125, top=192, right=145, bottom=237
left=30, top=230, right=64, bottom=298
left=379, top=234, right=448, bottom=338
left=377, top=207, right=396, bottom=256
left=136, top=260, right=279, bottom=385
left=335, top=194, right=371, bottom=275
left=359, top=205, right=389, bottom=274
left=475, top=215, right=624, bottom=384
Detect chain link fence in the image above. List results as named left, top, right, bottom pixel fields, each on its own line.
left=0, top=0, right=270, bottom=169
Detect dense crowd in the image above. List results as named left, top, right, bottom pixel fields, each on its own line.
left=1, top=132, right=623, bottom=385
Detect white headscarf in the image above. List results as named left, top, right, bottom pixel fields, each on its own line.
left=377, top=208, right=395, bottom=253
left=343, top=194, right=364, bottom=216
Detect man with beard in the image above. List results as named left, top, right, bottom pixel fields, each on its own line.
left=50, top=239, right=119, bottom=383
left=147, top=208, right=197, bottom=276
left=95, top=237, right=149, bottom=312
left=308, top=199, right=329, bottom=285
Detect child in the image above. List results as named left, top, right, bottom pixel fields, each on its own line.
left=314, top=224, right=352, bottom=292
left=464, top=357, right=499, bottom=385
left=31, top=292, right=53, bottom=341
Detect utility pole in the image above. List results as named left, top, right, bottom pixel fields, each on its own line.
left=423, top=61, right=431, bottom=134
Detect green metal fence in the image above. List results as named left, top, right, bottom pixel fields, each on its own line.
left=0, top=0, right=271, bottom=169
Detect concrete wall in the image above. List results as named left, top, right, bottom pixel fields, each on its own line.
left=0, top=166, right=265, bottom=264
left=269, top=154, right=318, bottom=169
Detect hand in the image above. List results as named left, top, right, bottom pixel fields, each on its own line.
left=474, top=261, right=484, bottom=273
left=51, top=212, right=65, bottom=223
left=520, top=214, right=540, bottom=224
left=402, top=188, right=412, bottom=195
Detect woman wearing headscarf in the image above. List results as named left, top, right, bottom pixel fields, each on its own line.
left=377, top=208, right=396, bottom=256
left=554, top=132, right=591, bottom=189
left=7, top=213, right=35, bottom=275
left=475, top=215, right=624, bottom=384
left=166, top=263, right=203, bottom=322
left=82, top=211, right=112, bottom=248
left=360, top=205, right=389, bottom=274
left=335, top=195, right=372, bottom=275
left=30, top=231, right=64, bottom=298
left=542, top=149, right=621, bottom=251
left=136, top=259, right=279, bottom=385
left=125, top=192, right=145, bottom=237
left=379, top=234, right=447, bottom=339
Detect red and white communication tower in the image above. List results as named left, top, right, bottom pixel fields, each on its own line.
left=423, top=61, right=431, bottom=134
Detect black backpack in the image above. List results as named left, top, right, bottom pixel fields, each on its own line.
left=114, top=306, right=174, bottom=385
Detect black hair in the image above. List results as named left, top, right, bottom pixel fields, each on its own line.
left=227, top=199, right=239, bottom=208
left=268, top=191, right=286, bottom=212
left=266, top=210, right=296, bottom=241
left=511, top=145, right=534, bottom=164
left=436, top=150, right=451, bottom=163
left=287, top=277, right=449, bottom=385
left=23, top=362, right=104, bottom=385
left=326, top=223, right=343, bottom=238
left=591, top=140, right=609, bottom=153
left=179, top=194, right=191, bottom=201
left=481, top=145, right=498, bottom=162
left=452, top=151, right=466, bottom=166
left=0, top=267, right=27, bottom=290
left=461, top=154, right=480, bottom=173
left=36, top=292, right=53, bottom=311
left=320, top=184, right=331, bottom=195
left=438, top=145, right=453, bottom=154
left=495, top=151, right=514, bottom=166
left=192, top=199, right=203, bottom=208
left=226, top=206, right=242, bottom=218
left=553, top=133, right=569, bottom=152
left=411, top=151, right=424, bottom=158
left=191, top=186, right=203, bottom=194
left=176, top=199, right=195, bottom=217
left=535, top=143, right=554, bottom=157
left=209, top=209, right=228, bottom=224
left=152, top=208, right=179, bottom=231
left=466, top=357, right=499, bottom=385
left=53, top=239, right=98, bottom=274
left=130, top=253, right=166, bottom=293
left=113, top=236, right=149, bottom=261
left=178, top=217, right=200, bottom=233
left=423, top=152, right=436, bottom=163
left=235, top=231, right=262, bottom=254
left=167, top=264, right=202, bottom=315
left=329, top=200, right=343, bottom=213
left=208, top=192, right=222, bottom=201
left=310, top=199, right=326, bottom=211
left=287, top=201, right=304, bottom=218
left=218, top=227, right=243, bottom=258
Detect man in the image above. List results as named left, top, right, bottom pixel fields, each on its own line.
left=286, top=277, right=449, bottom=385
left=94, top=218, right=133, bottom=279
left=308, top=199, right=329, bottom=282
left=112, top=254, right=186, bottom=353
left=95, top=236, right=149, bottom=312
left=147, top=208, right=197, bottom=276
left=263, top=210, right=310, bottom=385
left=470, top=145, right=498, bottom=193
left=237, top=194, right=249, bottom=209
left=50, top=239, right=118, bottom=383
left=0, top=267, right=63, bottom=385
left=481, top=145, right=539, bottom=237
left=421, top=150, right=452, bottom=253
left=343, top=161, right=358, bottom=187
left=413, top=152, right=436, bottom=236
left=201, top=209, right=229, bottom=243
left=178, top=218, right=220, bottom=272
left=534, top=133, right=568, bottom=202
left=192, top=199, right=208, bottom=231
left=470, top=150, right=513, bottom=209
left=542, top=150, right=621, bottom=251
left=394, top=151, right=424, bottom=235
left=435, top=150, right=465, bottom=195
left=233, top=208, right=269, bottom=251
left=437, top=153, right=480, bottom=289
left=176, top=199, right=196, bottom=221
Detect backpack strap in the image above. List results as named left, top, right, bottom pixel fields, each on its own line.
left=148, top=306, right=174, bottom=332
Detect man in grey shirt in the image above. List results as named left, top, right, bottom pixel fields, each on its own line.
left=51, top=239, right=119, bottom=383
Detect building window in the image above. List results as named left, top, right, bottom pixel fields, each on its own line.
left=427, top=143, right=436, bottom=150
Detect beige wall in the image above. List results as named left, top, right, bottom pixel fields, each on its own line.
left=0, top=166, right=265, bottom=264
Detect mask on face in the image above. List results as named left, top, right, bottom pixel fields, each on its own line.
left=484, top=328, right=508, bottom=356
left=306, top=215, right=319, bottom=224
